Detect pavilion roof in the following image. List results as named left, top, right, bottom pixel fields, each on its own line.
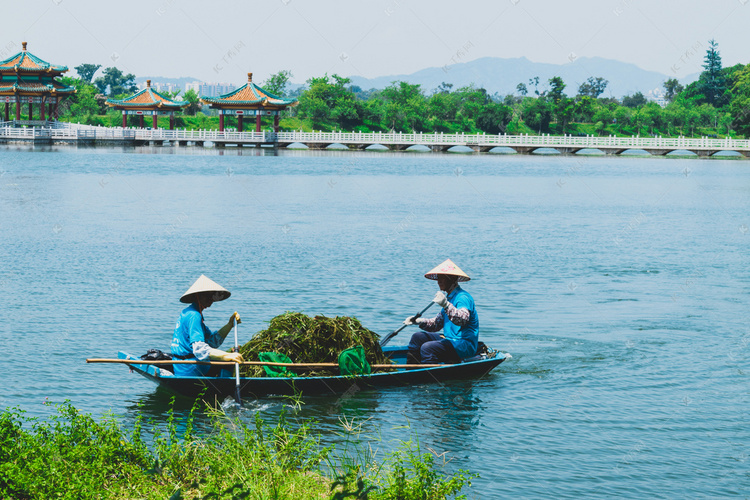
left=0, top=42, right=68, bottom=74
left=200, top=73, right=298, bottom=108
left=106, top=80, right=188, bottom=109
left=0, top=80, right=76, bottom=95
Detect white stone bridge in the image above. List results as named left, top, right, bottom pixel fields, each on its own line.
left=1, top=121, right=748, bottom=158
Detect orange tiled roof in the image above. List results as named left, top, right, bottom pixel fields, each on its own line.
left=200, top=73, right=298, bottom=109
left=0, top=42, right=68, bottom=74
left=106, top=80, right=188, bottom=109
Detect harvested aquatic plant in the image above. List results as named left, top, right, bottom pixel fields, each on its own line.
left=238, top=312, right=390, bottom=376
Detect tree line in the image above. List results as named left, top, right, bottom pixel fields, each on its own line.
left=56, top=40, right=750, bottom=138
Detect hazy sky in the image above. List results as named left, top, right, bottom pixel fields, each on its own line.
left=3, top=0, right=748, bottom=85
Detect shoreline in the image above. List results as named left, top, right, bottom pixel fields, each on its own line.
left=0, top=141, right=747, bottom=160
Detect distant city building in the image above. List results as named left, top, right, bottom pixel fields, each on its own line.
left=137, top=81, right=180, bottom=94
left=185, top=81, right=236, bottom=97
left=646, top=87, right=667, bottom=108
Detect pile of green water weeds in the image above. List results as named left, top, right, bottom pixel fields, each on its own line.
left=0, top=399, right=475, bottom=499
left=238, top=312, right=391, bottom=377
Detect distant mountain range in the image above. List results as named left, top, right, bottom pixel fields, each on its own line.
left=139, top=57, right=700, bottom=99
left=347, top=56, right=699, bottom=98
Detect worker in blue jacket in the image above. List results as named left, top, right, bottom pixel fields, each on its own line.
left=404, top=259, right=479, bottom=364
left=171, top=275, right=244, bottom=377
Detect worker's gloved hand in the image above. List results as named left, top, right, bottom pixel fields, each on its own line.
left=229, top=312, right=241, bottom=326
left=223, top=351, right=244, bottom=363
left=209, top=349, right=244, bottom=363
left=433, top=291, right=449, bottom=309
left=404, top=316, right=426, bottom=325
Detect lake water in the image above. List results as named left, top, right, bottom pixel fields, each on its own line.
left=1, top=144, right=748, bottom=498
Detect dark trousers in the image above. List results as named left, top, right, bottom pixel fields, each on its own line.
left=408, top=331, right=461, bottom=364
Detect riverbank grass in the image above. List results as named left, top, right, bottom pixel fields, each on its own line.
left=0, top=400, right=474, bottom=499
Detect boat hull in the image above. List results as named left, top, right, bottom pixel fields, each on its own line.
left=117, top=347, right=508, bottom=398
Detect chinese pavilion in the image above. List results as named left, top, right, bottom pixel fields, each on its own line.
left=200, top=73, right=298, bottom=132
left=106, top=80, right=188, bottom=129
left=0, top=42, right=76, bottom=122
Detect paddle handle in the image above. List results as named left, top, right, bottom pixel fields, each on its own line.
left=380, top=301, right=434, bottom=346
left=85, top=358, right=447, bottom=369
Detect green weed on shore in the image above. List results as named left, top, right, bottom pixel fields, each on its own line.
left=0, top=400, right=474, bottom=499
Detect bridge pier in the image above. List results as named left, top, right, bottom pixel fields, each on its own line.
left=692, top=149, right=719, bottom=158
left=555, top=147, right=583, bottom=155
left=643, top=149, right=670, bottom=156
left=602, top=148, right=627, bottom=155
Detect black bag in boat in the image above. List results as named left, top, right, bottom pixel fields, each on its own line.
left=140, top=349, right=174, bottom=372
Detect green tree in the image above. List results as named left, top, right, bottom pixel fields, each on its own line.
left=523, top=96, right=552, bottom=133
left=475, top=102, right=512, bottom=134
left=577, top=77, right=608, bottom=98
left=622, top=92, right=647, bottom=108
left=547, top=77, right=573, bottom=132
left=297, top=74, right=360, bottom=128
left=729, top=64, right=750, bottom=136
left=68, top=84, right=100, bottom=117
left=435, top=82, right=453, bottom=94
left=381, top=81, right=427, bottom=131
left=699, top=39, right=727, bottom=107
left=182, top=88, right=201, bottom=115
left=454, top=85, right=490, bottom=120
left=427, top=90, right=459, bottom=131
left=263, top=70, right=293, bottom=96
left=516, top=83, right=528, bottom=96
left=74, top=63, right=101, bottom=83
left=574, top=96, right=596, bottom=123
left=528, top=76, right=541, bottom=96
left=93, top=67, right=137, bottom=96
left=663, top=78, right=684, bottom=103
left=548, top=76, right=566, bottom=102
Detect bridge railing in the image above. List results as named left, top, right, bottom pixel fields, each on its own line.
left=273, top=131, right=750, bottom=150
left=2, top=123, right=749, bottom=151
left=129, top=129, right=266, bottom=142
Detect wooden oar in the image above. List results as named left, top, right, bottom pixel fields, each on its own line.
left=380, top=301, right=434, bottom=346
left=85, top=358, right=447, bottom=369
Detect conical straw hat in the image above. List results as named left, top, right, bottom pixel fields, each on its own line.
left=180, top=274, right=231, bottom=303
left=424, top=259, right=470, bottom=282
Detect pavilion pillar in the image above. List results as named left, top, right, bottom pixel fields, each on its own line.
left=139, top=115, right=144, bottom=128
left=152, top=113, right=158, bottom=129
left=122, top=112, right=127, bottom=128
left=4, top=102, right=8, bottom=122
left=237, top=115, right=243, bottom=132
left=274, top=114, right=280, bottom=132
left=15, top=97, right=20, bottom=121
left=169, top=113, right=174, bottom=130
left=40, top=98, right=46, bottom=121
left=28, top=101, right=32, bottom=121
left=255, top=113, right=261, bottom=132
left=48, top=102, right=53, bottom=120
left=219, top=113, right=224, bottom=132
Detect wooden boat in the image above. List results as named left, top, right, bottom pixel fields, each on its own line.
left=115, top=345, right=510, bottom=398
